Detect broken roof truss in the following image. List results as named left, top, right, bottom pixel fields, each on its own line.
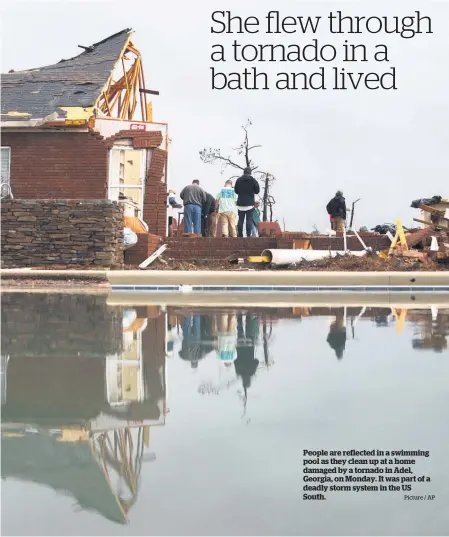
left=1, top=29, right=159, bottom=127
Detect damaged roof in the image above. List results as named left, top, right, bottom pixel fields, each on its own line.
left=1, top=29, right=132, bottom=122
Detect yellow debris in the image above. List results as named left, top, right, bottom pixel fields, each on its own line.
left=5, top=111, right=31, bottom=117
left=59, top=106, right=94, bottom=120
left=247, top=256, right=270, bottom=263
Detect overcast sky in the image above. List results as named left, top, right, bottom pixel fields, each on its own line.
left=1, top=0, right=447, bottom=231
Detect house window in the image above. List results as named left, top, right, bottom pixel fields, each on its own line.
left=1, top=147, right=11, bottom=184
left=108, top=146, right=147, bottom=218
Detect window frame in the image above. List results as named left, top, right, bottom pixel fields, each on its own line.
left=1, top=146, right=11, bottom=185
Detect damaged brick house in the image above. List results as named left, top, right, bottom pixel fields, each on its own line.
left=1, top=28, right=168, bottom=238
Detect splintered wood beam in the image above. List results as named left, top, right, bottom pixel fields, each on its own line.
left=120, top=60, right=137, bottom=119
left=127, top=58, right=141, bottom=119
left=108, top=90, right=122, bottom=115
left=139, top=89, right=159, bottom=95
left=126, top=43, right=141, bottom=56
left=413, top=218, right=439, bottom=228
left=130, top=61, right=139, bottom=118
left=109, top=83, right=127, bottom=91
left=419, top=204, right=445, bottom=216
left=122, top=57, right=130, bottom=91
left=138, top=66, right=146, bottom=121
left=102, top=92, right=112, bottom=115
left=130, top=75, right=138, bottom=119
left=139, top=61, right=148, bottom=119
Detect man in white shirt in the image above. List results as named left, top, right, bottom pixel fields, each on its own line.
left=216, top=179, right=238, bottom=237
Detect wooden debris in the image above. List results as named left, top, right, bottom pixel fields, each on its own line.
left=388, top=219, right=408, bottom=255
left=393, top=250, right=428, bottom=259
left=139, top=244, right=167, bottom=269
left=419, top=204, right=446, bottom=217
left=413, top=218, right=442, bottom=229
left=293, top=239, right=312, bottom=250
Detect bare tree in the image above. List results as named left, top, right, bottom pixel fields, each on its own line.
left=259, top=172, right=276, bottom=222
left=199, top=119, right=276, bottom=222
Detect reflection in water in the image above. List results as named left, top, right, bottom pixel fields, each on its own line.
left=1, top=293, right=166, bottom=525
left=1, top=293, right=448, bottom=533
left=327, top=309, right=347, bottom=360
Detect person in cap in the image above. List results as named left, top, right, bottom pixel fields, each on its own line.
left=326, top=190, right=349, bottom=233
left=234, top=167, right=260, bottom=237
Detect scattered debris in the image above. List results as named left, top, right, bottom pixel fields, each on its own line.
left=139, top=244, right=167, bottom=269
left=410, top=198, right=449, bottom=263
left=410, top=195, right=442, bottom=209
left=125, top=252, right=447, bottom=272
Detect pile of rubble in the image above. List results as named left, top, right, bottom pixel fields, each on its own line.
left=283, top=253, right=445, bottom=272
left=407, top=195, right=449, bottom=262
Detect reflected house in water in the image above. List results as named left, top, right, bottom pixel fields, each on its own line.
left=1, top=297, right=446, bottom=524
left=1, top=294, right=167, bottom=524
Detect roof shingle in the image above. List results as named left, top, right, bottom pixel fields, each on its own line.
left=1, top=29, right=132, bottom=122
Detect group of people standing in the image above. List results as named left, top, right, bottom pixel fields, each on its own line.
left=168, top=176, right=351, bottom=237
left=169, top=167, right=261, bottom=238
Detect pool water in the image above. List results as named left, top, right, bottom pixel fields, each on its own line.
left=1, top=292, right=448, bottom=536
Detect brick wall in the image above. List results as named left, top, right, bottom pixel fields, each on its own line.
left=3, top=128, right=168, bottom=235
left=163, top=234, right=392, bottom=263
left=125, top=233, right=162, bottom=265
left=1, top=199, right=124, bottom=269
left=277, top=234, right=392, bottom=252
left=3, top=131, right=108, bottom=199
left=1, top=292, right=123, bottom=424
left=165, top=237, right=278, bottom=261
left=105, top=129, right=168, bottom=236
left=145, top=148, right=168, bottom=237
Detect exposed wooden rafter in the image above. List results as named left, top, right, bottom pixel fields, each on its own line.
left=96, top=39, right=157, bottom=122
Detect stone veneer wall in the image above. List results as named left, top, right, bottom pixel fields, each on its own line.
left=1, top=292, right=123, bottom=358
left=1, top=199, right=124, bottom=269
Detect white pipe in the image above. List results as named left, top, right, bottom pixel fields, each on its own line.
left=261, top=249, right=367, bottom=266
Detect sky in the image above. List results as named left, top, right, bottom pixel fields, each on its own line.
left=1, top=0, right=448, bottom=231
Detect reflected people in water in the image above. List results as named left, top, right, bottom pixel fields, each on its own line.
left=235, top=313, right=260, bottom=406
left=216, top=312, right=238, bottom=365
left=179, top=314, right=216, bottom=368
left=327, top=310, right=347, bottom=360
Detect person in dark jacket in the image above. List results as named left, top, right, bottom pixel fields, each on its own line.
left=234, top=313, right=259, bottom=414
left=202, top=192, right=217, bottom=237
left=234, top=167, right=260, bottom=237
left=326, top=311, right=346, bottom=360
left=326, top=191, right=347, bottom=233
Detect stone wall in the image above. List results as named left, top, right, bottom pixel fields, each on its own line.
left=2, top=128, right=168, bottom=237
left=1, top=199, right=124, bottom=269
left=1, top=292, right=123, bottom=358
